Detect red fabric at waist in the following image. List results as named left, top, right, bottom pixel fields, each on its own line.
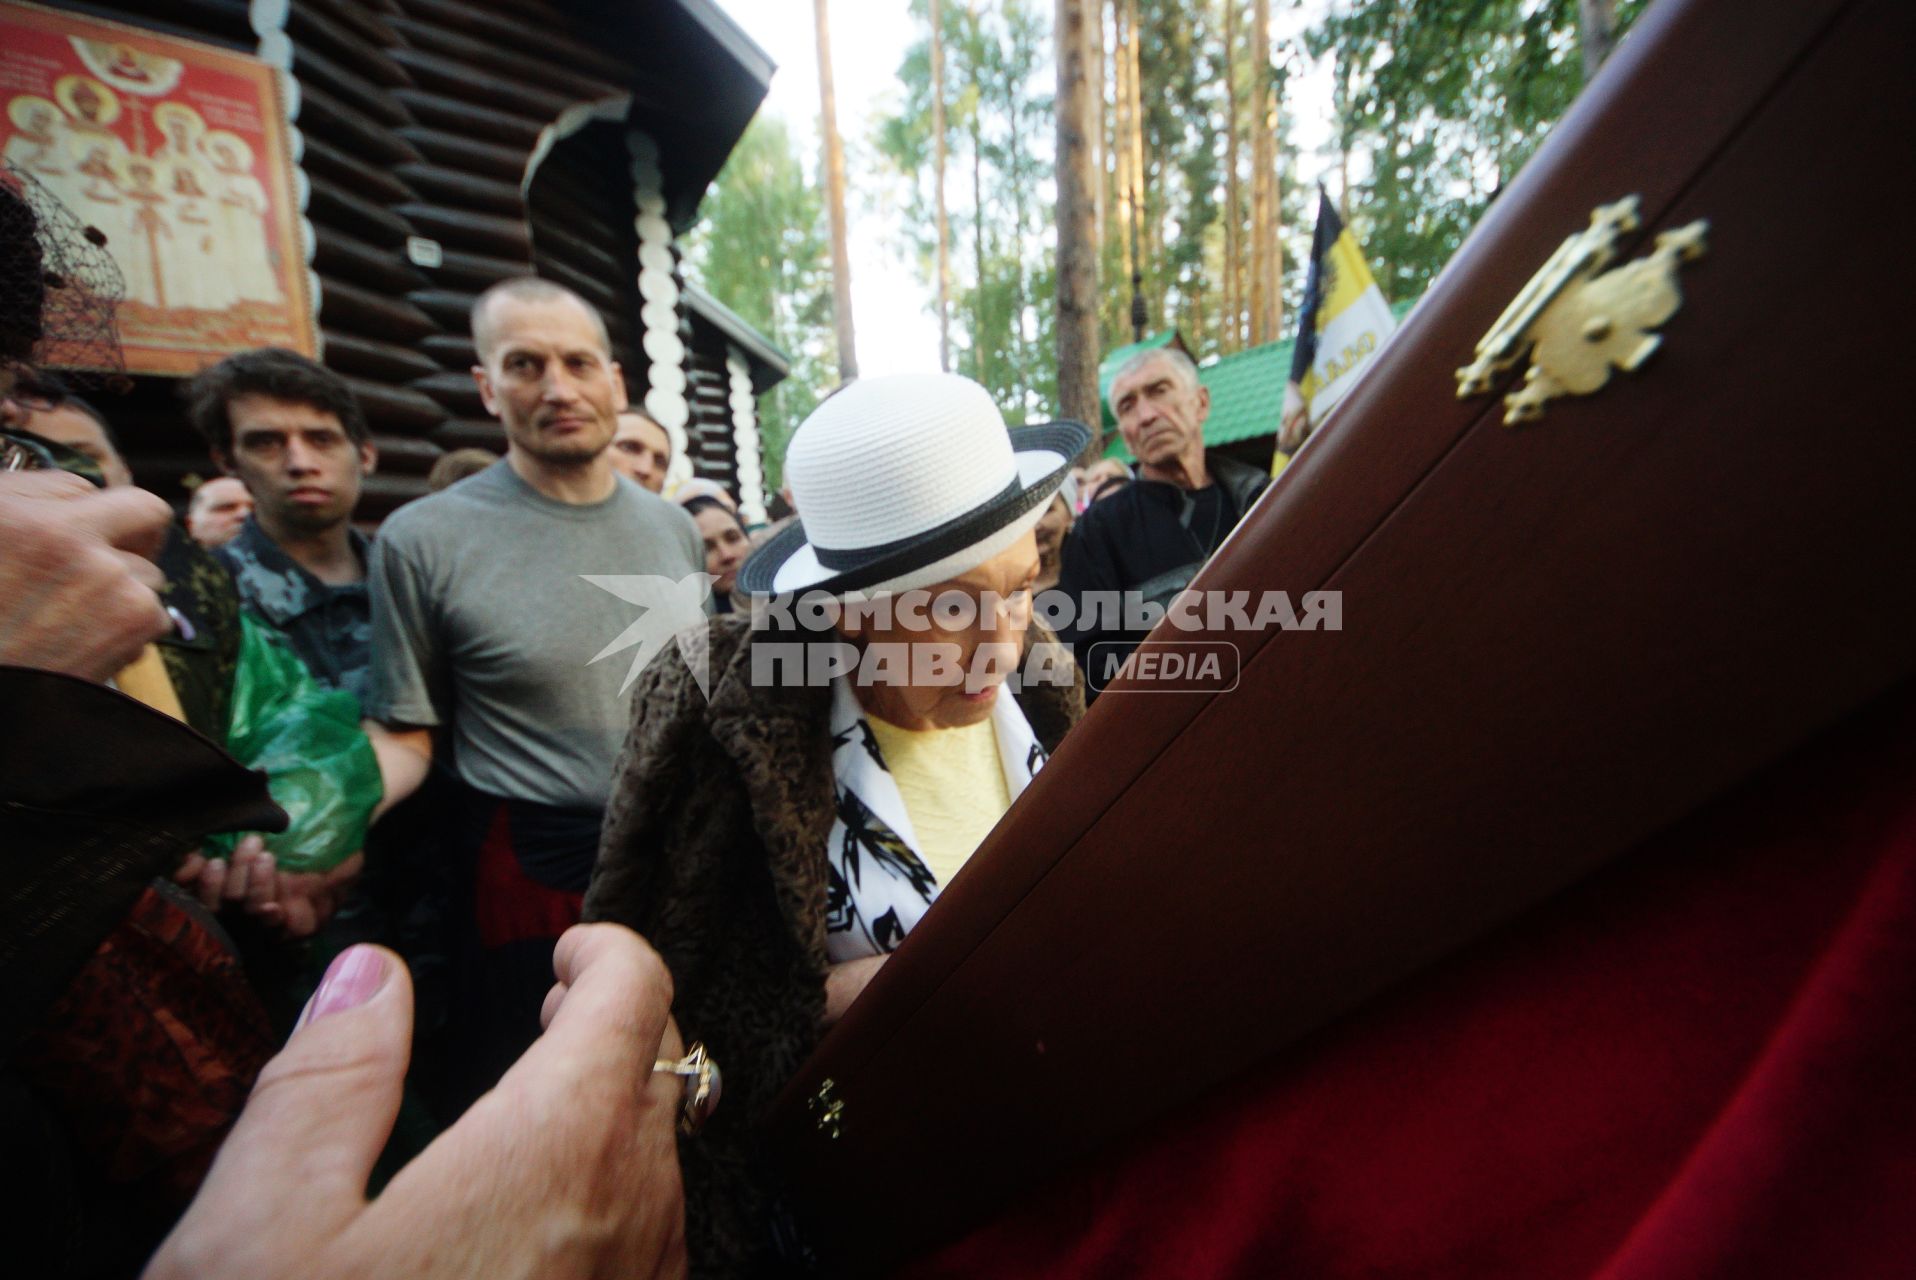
left=472, top=802, right=586, bottom=950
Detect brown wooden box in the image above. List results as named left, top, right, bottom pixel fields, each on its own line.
left=767, top=0, right=1916, bottom=1265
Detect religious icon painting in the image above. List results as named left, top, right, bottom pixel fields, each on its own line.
left=0, top=0, right=316, bottom=374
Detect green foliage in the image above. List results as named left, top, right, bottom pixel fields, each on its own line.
left=1312, top=0, right=1650, bottom=302
left=853, top=0, right=1653, bottom=429
left=879, top=0, right=1057, bottom=420
left=680, top=115, right=835, bottom=490
left=1110, top=2, right=1226, bottom=356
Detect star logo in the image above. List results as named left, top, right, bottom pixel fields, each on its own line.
left=581, top=573, right=715, bottom=696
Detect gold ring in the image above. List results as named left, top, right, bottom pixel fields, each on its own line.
left=652, top=1041, right=721, bottom=1135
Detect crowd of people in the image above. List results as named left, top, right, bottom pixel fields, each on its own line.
left=2, top=157, right=1270, bottom=1277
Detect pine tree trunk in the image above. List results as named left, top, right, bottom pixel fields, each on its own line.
left=1271, top=61, right=1284, bottom=341
left=1125, top=0, right=1147, bottom=337
left=1007, top=58, right=1030, bottom=412
left=1112, top=0, right=1134, bottom=306
left=1190, top=272, right=1207, bottom=353
left=1055, top=0, right=1100, bottom=439
left=1249, top=0, right=1275, bottom=345
left=971, top=87, right=989, bottom=389
left=814, top=0, right=858, bottom=381
left=1138, top=7, right=1163, bottom=331
left=932, top=0, right=951, bottom=373
left=1087, top=0, right=1105, bottom=264
left=1235, top=28, right=1251, bottom=349
left=1578, top=0, right=1617, bottom=82
left=1221, top=0, right=1241, bottom=352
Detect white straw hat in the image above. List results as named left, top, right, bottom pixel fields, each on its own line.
left=736, top=373, right=1090, bottom=597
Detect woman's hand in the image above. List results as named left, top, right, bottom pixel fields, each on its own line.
left=0, top=470, right=172, bottom=681
left=823, top=954, right=889, bottom=1026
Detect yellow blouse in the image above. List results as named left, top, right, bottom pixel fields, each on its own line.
left=866, top=713, right=1012, bottom=887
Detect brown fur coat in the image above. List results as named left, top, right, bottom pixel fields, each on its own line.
left=584, top=614, right=1082, bottom=1275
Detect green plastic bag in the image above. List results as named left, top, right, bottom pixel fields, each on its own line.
left=204, top=614, right=382, bottom=872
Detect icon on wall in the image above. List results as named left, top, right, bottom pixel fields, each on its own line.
left=1, top=0, right=315, bottom=374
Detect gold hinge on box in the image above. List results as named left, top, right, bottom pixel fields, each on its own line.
left=1457, top=195, right=1708, bottom=425
left=810, top=1078, right=845, bottom=1140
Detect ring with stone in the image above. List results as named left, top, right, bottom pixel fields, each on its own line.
left=653, top=1041, right=721, bottom=1135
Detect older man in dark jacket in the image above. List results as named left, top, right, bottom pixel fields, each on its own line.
left=1058, top=346, right=1269, bottom=699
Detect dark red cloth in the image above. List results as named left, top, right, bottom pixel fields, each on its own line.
left=901, top=689, right=1916, bottom=1279
left=13, top=884, right=273, bottom=1205
left=472, top=802, right=587, bottom=950
left=434, top=786, right=595, bottom=1119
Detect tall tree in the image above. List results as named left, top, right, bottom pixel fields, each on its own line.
left=1096, top=0, right=1125, bottom=346
left=1248, top=0, right=1277, bottom=345
left=1002, top=2, right=1036, bottom=391
left=1310, top=0, right=1649, bottom=302
left=877, top=0, right=1058, bottom=418
left=1265, top=8, right=1284, bottom=344
left=1086, top=0, right=1105, bottom=260
left=1221, top=0, right=1242, bottom=351
left=1138, top=3, right=1220, bottom=351
left=1111, top=0, right=1135, bottom=326
left=680, top=115, right=833, bottom=489
left=1122, top=0, right=1146, bottom=339
left=969, top=7, right=989, bottom=387
left=931, top=0, right=952, bottom=372
left=1578, top=0, right=1618, bottom=81
left=814, top=0, right=858, bottom=381
left=1054, top=0, right=1099, bottom=436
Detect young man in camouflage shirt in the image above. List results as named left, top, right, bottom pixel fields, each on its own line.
left=187, top=348, right=377, bottom=703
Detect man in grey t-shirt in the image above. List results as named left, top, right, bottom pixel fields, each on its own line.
left=365, top=277, right=705, bottom=1113
left=369, top=459, right=701, bottom=808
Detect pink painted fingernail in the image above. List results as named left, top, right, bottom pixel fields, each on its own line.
left=304, top=946, right=390, bottom=1025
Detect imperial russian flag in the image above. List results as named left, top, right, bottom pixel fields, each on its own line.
left=1278, top=188, right=1398, bottom=468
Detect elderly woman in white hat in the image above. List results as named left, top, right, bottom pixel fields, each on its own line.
left=583, top=373, right=1088, bottom=1275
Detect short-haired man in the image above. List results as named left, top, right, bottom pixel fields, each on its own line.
left=185, top=476, right=254, bottom=548
left=609, top=408, right=672, bottom=493
left=1057, top=346, right=1269, bottom=698
left=365, top=277, right=707, bottom=1110
left=185, top=347, right=378, bottom=701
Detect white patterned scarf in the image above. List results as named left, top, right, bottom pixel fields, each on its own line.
left=823, top=676, right=1047, bottom=962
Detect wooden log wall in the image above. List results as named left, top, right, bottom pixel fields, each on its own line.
left=683, top=339, right=741, bottom=492
left=524, top=138, right=643, bottom=384
left=65, top=0, right=753, bottom=522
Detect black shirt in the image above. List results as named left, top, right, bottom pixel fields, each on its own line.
left=1054, top=454, right=1269, bottom=697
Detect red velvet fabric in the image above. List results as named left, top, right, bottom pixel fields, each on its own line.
left=901, top=688, right=1916, bottom=1278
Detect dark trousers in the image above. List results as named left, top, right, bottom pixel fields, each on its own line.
left=433, top=783, right=600, bottom=1119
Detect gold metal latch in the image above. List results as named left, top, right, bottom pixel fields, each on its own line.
left=1456, top=195, right=1708, bottom=424
left=810, top=1078, right=845, bottom=1140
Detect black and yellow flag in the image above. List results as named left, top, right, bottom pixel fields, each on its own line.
left=1278, top=189, right=1397, bottom=472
